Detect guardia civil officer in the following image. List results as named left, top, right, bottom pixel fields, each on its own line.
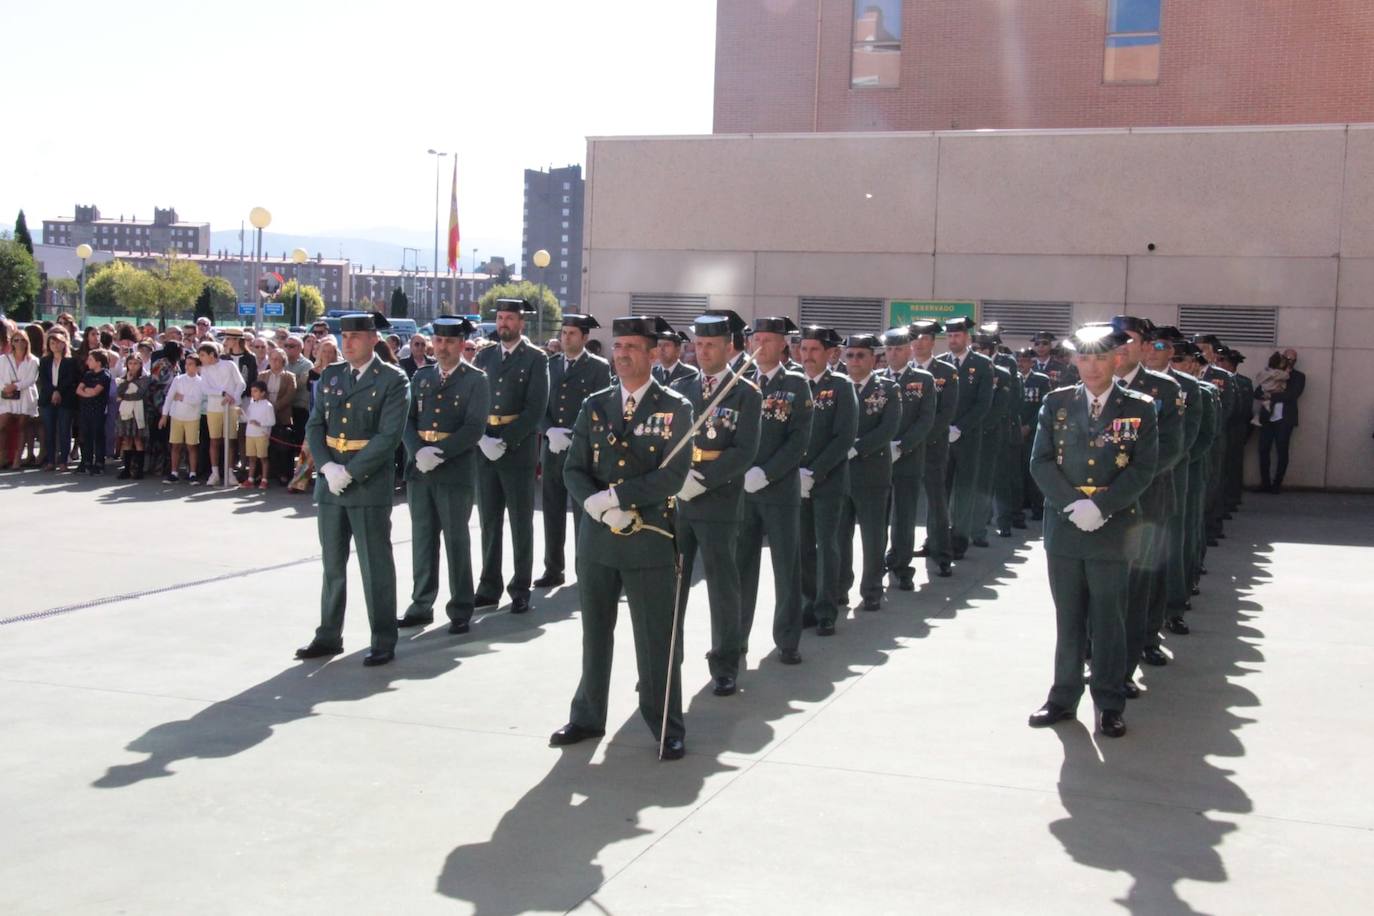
left=1028, top=324, right=1159, bottom=738
left=473, top=298, right=550, bottom=614
left=990, top=343, right=1026, bottom=538
left=883, top=327, right=937, bottom=591
left=1110, top=316, right=1185, bottom=690
left=1216, top=346, right=1252, bottom=514
left=550, top=316, right=694, bottom=760
left=296, top=312, right=410, bottom=666
left=736, top=316, right=813, bottom=665
left=1172, top=342, right=1219, bottom=614
left=968, top=329, right=1013, bottom=546
left=939, top=317, right=994, bottom=559
left=1194, top=335, right=1235, bottom=547
left=672, top=313, right=761, bottom=696
left=837, top=334, right=902, bottom=611
left=397, top=317, right=491, bottom=634
left=1013, top=347, right=1052, bottom=523
left=653, top=328, right=698, bottom=386
left=909, top=321, right=958, bottom=577
left=536, top=314, right=612, bottom=588
left=1031, top=331, right=1078, bottom=387
left=797, top=326, right=859, bottom=635
left=703, top=309, right=751, bottom=375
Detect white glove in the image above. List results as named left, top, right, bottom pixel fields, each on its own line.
left=545, top=427, right=573, bottom=453
left=889, top=441, right=902, bottom=461
left=847, top=446, right=859, bottom=460
left=319, top=461, right=352, bottom=496
left=743, top=467, right=768, bottom=493
left=799, top=468, right=815, bottom=498
left=676, top=469, right=708, bottom=502
left=948, top=425, right=962, bottom=444
left=583, top=489, right=617, bottom=521
left=1065, top=498, right=1106, bottom=532
left=602, top=507, right=635, bottom=531
left=478, top=435, right=507, bottom=461
left=414, top=446, right=444, bottom=474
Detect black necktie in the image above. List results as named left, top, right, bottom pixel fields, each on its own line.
left=809, top=379, right=819, bottom=396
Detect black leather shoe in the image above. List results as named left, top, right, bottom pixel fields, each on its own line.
left=549, top=723, right=605, bottom=746
left=1028, top=702, right=1075, bottom=728
left=862, top=597, right=881, bottom=612
left=778, top=648, right=802, bottom=665
left=474, top=593, right=501, bottom=608
left=1123, top=680, right=1141, bottom=699
left=448, top=620, right=471, bottom=635
left=294, top=642, right=343, bottom=660
left=510, top=596, right=531, bottom=614
left=1199, top=565, right=1208, bottom=575
left=533, top=573, right=565, bottom=588
left=1190, top=585, right=1201, bottom=596
left=913, top=546, right=930, bottom=558
left=1098, top=709, right=1127, bottom=738
left=937, top=562, right=952, bottom=578
left=660, top=737, right=686, bottom=760
left=362, top=649, right=394, bottom=667
left=972, top=537, right=990, bottom=548
left=896, top=576, right=914, bottom=591
left=396, top=614, right=433, bottom=628
left=1141, top=646, right=1169, bottom=667
left=712, top=676, right=737, bottom=696
left=997, top=527, right=1012, bottom=538
left=1165, top=616, right=1190, bottom=635
left=816, top=621, right=836, bottom=637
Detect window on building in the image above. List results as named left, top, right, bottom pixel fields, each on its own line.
left=851, top=0, right=902, bottom=89
left=560, top=286, right=568, bottom=295
left=562, top=208, right=570, bottom=216
left=562, top=221, right=569, bottom=229
left=561, top=234, right=569, bottom=243
left=560, top=248, right=568, bottom=256
left=562, top=195, right=570, bottom=203
left=1104, top=0, right=1162, bottom=83
left=563, top=181, right=571, bottom=190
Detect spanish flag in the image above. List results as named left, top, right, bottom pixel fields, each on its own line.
left=447, top=158, right=460, bottom=272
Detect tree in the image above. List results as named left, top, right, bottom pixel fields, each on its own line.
left=13, top=210, right=34, bottom=255
left=477, top=280, right=561, bottom=332
left=196, top=276, right=237, bottom=322
left=0, top=240, right=41, bottom=320
left=496, top=263, right=513, bottom=284
left=51, top=277, right=80, bottom=309
left=84, top=261, right=127, bottom=316
left=112, top=265, right=159, bottom=319
left=272, top=279, right=325, bottom=324
left=151, top=253, right=207, bottom=328
left=390, top=287, right=409, bottom=318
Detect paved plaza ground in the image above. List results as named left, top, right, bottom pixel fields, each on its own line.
left=2, top=471, right=1371, bottom=914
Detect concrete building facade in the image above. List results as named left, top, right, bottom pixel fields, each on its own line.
left=42, top=205, right=210, bottom=256
left=580, top=125, right=1374, bottom=491
left=714, top=1, right=1374, bottom=134
left=522, top=165, right=584, bottom=310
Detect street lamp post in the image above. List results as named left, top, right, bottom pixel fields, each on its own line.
left=533, top=248, right=551, bottom=344
left=472, top=248, right=478, bottom=275
left=76, top=243, right=92, bottom=328
left=249, top=207, right=272, bottom=331
left=291, top=247, right=308, bottom=327
left=427, top=149, right=448, bottom=321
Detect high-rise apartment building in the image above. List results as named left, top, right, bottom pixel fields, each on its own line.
left=522, top=165, right=584, bottom=311
left=42, top=205, right=211, bottom=255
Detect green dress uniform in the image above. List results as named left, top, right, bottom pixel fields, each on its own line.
left=971, top=358, right=1013, bottom=542
left=940, top=346, right=995, bottom=557
left=1118, top=362, right=1184, bottom=681
left=736, top=362, right=813, bottom=657
left=1033, top=357, right=1077, bottom=388
left=1201, top=363, right=1235, bottom=543
left=1016, top=368, right=1053, bottom=522
left=304, top=354, right=411, bottom=653
left=473, top=335, right=550, bottom=604
left=914, top=354, right=959, bottom=569
left=1030, top=380, right=1159, bottom=716
left=991, top=353, right=1025, bottom=533
left=886, top=363, right=937, bottom=586
left=1164, top=365, right=1203, bottom=616
left=563, top=371, right=694, bottom=743
left=800, top=366, right=859, bottom=628
left=540, top=344, right=613, bottom=581
left=1190, top=380, right=1221, bottom=578
left=1224, top=364, right=1253, bottom=511
left=839, top=367, right=903, bottom=608
left=671, top=367, right=762, bottom=682
left=400, top=357, right=491, bottom=627
left=652, top=360, right=698, bottom=387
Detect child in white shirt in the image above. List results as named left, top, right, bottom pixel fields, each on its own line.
left=159, top=355, right=207, bottom=483
left=242, top=380, right=275, bottom=490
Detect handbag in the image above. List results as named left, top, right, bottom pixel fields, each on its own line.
left=1, top=356, right=18, bottom=398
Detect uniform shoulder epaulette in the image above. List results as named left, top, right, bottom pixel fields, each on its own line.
left=655, top=384, right=692, bottom=408
left=1045, top=385, right=1077, bottom=400
left=1118, top=387, right=1155, bottom=407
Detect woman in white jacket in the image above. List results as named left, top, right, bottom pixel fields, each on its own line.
left=0, top=330, right=40, bottom=470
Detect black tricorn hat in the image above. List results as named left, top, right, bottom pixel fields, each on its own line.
left=560, top=313, right=600, bottom=332
left=1110, top=315, right=1153, bottom=337
left=431, top=317, right=476, bottom=338
left=701, top=309, right=747, bottom=335
left=909, top=319, right=943, bottom=337
left=751, top=316, right=800, bottom=335
left=612, top=316, right=673, bottom=341
left=800, top=325, right=843, bottom=348
left=844, top=333, right=881, bottom=350
left=495, top=297, right=534, bottom=315
left=1030, top=330, right=1057, bottom=343
left=1065, top=323, right=1128, bottom=354
left=340, top=311, right=390, bottom=332
left=944, top=316, right=976, bottom=333
left=882, top=327, right=912, bottom=347
left=691, top=315, right=735, bottom=338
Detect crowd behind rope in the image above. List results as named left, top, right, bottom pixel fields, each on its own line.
left=0, top=313, right=497, bottom=486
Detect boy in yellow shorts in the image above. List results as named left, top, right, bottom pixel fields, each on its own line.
left=197, top=341, right=245, bottom=486
left=160, top=354, right=206, bottom=484
left=242, top=380, right=274, bottom=489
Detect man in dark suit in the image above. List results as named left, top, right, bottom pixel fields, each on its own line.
left=1258, top=348, right=1304, bottom=493
left=536, top=314, right=613, bottom=588
left=1028, top=325, right=1159, bottom=738
left=398, top=334, right=432, bottom=378
left=550, top=316, right=694, bottom=760
left=473, top=298, right=550, bottom=614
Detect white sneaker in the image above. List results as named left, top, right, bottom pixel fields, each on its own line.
left=206, top=470, right=221, bottom=486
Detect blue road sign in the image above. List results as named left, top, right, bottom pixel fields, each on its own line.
left=237, top=302, right=257, bottom=317
left=263, top=303, right=285, bottom=317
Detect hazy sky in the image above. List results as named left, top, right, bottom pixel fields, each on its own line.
left=1, top=0, right=716, bottom=246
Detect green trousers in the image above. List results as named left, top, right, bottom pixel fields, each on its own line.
left=737, top=499, right=804, bottom=655
left=920, top=438, right=953, bottom=565
left=540, top=447, right=583, bottom=578
left=477, top=459, right=535, bottom=601
left=1187, top=459, right=1209, bottom=588
left=800, top=494, right=845, bottom=626
left=406, top=475, right=476, bottom=624
left=887, top=471, right=925, bottom=579
left=1124, top=517, right=1167, bottom=680
left=994, top=430, right=1025, bottom=528
left=971, top=429, right=1000, bottom=540
left=1165, top=461, right=1192, bottom=610
left=676, top=515, right=743, bottom=679
left=946, top=431, right=983, bottom=553
left=315, top=503, right=398, bottom=652
left=1046, top=552, right=1128, bottom=713
left=569, top=554, right=685, bottom=742
left=840, top=486, right=891, bottom=605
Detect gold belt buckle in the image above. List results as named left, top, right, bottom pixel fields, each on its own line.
left=692, top=446, right=703, bottom=464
